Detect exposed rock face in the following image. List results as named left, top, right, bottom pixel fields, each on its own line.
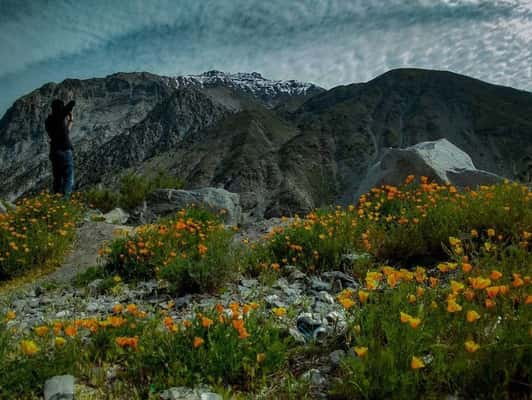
left=1, top=68, right=531, bottom=217
left=355, top=139, right=504, bottom=199
left=136, top=187, right=242, bottom=226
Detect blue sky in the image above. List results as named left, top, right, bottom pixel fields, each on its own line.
left=0, top=0, right=531, bottom=116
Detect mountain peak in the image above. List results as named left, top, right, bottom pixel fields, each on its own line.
left=173, top=70, right=324, bottom=104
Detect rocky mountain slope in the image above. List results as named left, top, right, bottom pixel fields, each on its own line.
left=0, top=68, right=531, bottom=218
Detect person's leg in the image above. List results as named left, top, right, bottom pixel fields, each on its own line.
left=63, top=150, right=74, bottom=200
left=50, top=152, right=64, bottom=194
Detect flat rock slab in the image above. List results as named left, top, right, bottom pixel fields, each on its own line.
left=44, top=375, right=74, bottom=400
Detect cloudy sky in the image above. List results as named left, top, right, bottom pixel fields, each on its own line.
left=0, top=0, right=531, bottom=116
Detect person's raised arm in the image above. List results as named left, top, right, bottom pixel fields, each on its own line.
left=61, top=100, right=76, bottom=118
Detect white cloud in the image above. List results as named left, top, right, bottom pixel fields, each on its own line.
left=0, top=0, right=531, bottom=115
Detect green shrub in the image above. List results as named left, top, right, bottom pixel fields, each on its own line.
left=0, top=192, right=83, bottom=280
left=85, top=169, right=185, bottom=212
left=102, top=207, right=238, bottom=294
left=262, top=180, right=531, bottom=272
left=84, top=187, right=120, bottom=213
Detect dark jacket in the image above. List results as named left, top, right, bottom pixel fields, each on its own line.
left=45, top=100, right=75, bottom=152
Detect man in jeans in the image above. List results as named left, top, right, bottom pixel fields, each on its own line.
left=45, top=99, right=76, bottom=199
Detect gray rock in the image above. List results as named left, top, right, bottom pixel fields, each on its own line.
left=174, top=295, right=193, bottom=309
left=83, top=209, right=104, bottom=222
left=28, top=299, right=40, bottom=308
left=86, top=302, right=101, bottom=313
left=355, top=139, right=505, bottom=199
left=288, top=269, right=307, bottom=281
left=139, top=187, right=242, bottom=226
left=301, top=369, right=327, bottom=386
left=87, top=279, right=104, bottom=296
left=102, top=207, right=130, bottom=224
left=55, top=310, right=71, bottom=318
left=329, top=349, right=346, bottom=366
left=240, top=278, right=258, bottom=288
left=160, top=387, right=197, bottom=400
left=39, top=296, right=53, bottom=305
left=160, top=387, right=221, bottom=400
left=200, top=393, right=222, bottom=400
left=317, top=291, right=335, bottom=304
left=44, top=375, right=75, bottom=400
left=265, top=294, right=287, bottom=308
left=310, top=277, right=332, bottom=291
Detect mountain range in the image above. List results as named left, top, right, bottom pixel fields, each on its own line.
left=0, top=68, right=531, bottom=219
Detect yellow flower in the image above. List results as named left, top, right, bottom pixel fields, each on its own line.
left=411, top=356, right=425, bottom=369
left=469, top=277, right=491, bottom=290
left=450, top=280, right=465, bottom=293
left=407, top=294, right=417, bottom=304
left=487, top=228, right=495, bottom=237
left=400, top=312, right=412, bottom=323
left=447, top=299, right=462, bottom=313
left=272, top=307, right=287, bottom=317
left=354, top=346, right=368, bottom=357
left=54, top=337, right=66, bottom=347
left=339, top=297, right=356, bottom=309
left=256, top=353, right=266, bottom=363
left=64, top=325, right=78, bottom=337
left=20, top=340, right=40, bottom=356
left=193, top=336, right=205, bottom=348
left=5, top=310, right=16, bottom=320
left=126, top=303, right=138, bottom=314
left=34, top=326, right=49, bottom=337
left=484, top=298, right=496, bottom=309
left=409, top=317, right=422, bottom=329
left=112, top=304, right=123, bottom=314
left=464, top=340, right=480, bottom=353
left=470, top=229, right=478, bottom=238
left=449, top=236, right=461, bottom=247
left=201, top=317, right=214, bottom=328
left=490, top=270, right=503, bottom=281
left=466, top=310, right=480, bottom=323
left=358, top=290, right=369, bottom=304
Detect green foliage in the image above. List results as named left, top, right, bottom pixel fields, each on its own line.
left=84, top=187, right=120, bottom=213
left=262, top=180, right=531, bottom=272
left=102, top=207, right=238, bottom=294
left=84, top=169, right=185, bottom=212
left=330, top=239, right=531, bottom=400
left=0, top=192, right=83, bottom=280
left=0, top=305, right=290, bottom=398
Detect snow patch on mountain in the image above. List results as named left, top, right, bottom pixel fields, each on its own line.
left=173, top=70, right=323, bottom=99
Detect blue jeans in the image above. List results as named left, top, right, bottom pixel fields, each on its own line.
left=50, top=149, right=74, bottom=199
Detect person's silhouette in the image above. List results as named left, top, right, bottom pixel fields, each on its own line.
left=45, top=99, right=75, bottom=199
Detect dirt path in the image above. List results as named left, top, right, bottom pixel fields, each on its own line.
left=36, top=221, right=134, bottom=285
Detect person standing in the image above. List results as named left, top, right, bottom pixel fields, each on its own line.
left=45, top=99, right=76, bottom=199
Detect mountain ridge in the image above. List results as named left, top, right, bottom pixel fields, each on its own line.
left=0, top=68, right=530, bottom=218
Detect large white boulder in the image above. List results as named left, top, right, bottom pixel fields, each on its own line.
left=355, top=139, right=504, bottom=198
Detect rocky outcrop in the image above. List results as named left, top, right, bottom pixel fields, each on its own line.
left=135, top=188, right=242, bottom=226
left=355, top=139, right=504, bottom=199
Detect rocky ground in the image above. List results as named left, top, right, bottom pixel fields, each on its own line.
left=0, top=215, right=364, bottom=399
